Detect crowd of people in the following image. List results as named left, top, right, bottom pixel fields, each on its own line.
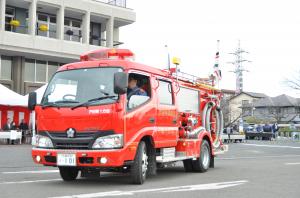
left=0, top=118, right=29, bottom=144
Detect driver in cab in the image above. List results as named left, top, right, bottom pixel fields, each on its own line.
left=127, top=75, right=147, bottom=100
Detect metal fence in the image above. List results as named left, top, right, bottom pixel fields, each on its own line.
left=92, top=0, right=127, bottom=8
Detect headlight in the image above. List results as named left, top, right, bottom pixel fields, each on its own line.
left=32, top=135, right=53, bottom=148
left=92, top=134, right=123, bottom=149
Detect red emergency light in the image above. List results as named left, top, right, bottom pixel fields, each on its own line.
left=80, top=49, right=135, bottom=61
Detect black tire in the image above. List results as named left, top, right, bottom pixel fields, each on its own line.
left=183, top=159, right=193, bottom=172
left=130, top=141, right=148, bottom=184
left=147, top=146, right=157, bottom=177
left=59, top=167, right=79, bottom=181
left=192, top=140, right=211, bottom=173
left=209, top=155, right=215, bottom=168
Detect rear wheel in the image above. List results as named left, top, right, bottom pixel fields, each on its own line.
left=59, top=167, right=79, bottom=181
left=192, top=140, right=211, bottom=172
left=130, top=141, right=148, bottom=184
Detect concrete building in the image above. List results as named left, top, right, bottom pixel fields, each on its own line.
left=0, top=0, right=135, bottom=94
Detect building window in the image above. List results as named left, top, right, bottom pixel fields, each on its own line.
left=90, top=22, right=101, bottom=46
left=157, top=80, right=173, bottom=105
left=24, top=59, right=36, bottom=82
left=5, top=7, right=15, bottom=32
left=0, top=56, right=12, bottom=80
left=36, top=60, right=47, bottom=82
left=36, top=13, right=57, bottom=38
left=242, top=100, right=249, bottom=106
left=64, top=18, right=82, bottom=42
left=25, top=59, right=60, bottom=83
left=48, top=62, right=59, bottom=81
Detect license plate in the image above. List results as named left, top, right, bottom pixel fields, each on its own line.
left=57, top=154, right=76, bottom=166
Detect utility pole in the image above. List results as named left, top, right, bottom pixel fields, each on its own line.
left=228, top=40, right=251, bottom=94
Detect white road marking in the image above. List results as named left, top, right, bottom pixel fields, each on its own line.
left=285, top=162, right=300, bottom=165
left=242, top=143, right=300, bottom=149
left=0, top=179, right=61, bottom=185
left=2, top=170, right=59, bottom=174
left=219, top=154, right=300, bottom=160
left=49, top=180, right=248, bottom=198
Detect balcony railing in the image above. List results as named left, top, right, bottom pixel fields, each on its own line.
left=92, top=0, right=127, bottom=8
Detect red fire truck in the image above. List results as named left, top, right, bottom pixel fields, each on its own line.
left=28, top=48, right=227, bottom=184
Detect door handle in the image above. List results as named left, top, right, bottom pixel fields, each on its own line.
left=172, top=118, right=177, bottom=124
left=149, top=117, right=155, bottom=123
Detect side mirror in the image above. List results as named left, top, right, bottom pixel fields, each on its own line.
left=28, top=92, right=37, bottom=110
left=114, top=72, right=128, bottom=95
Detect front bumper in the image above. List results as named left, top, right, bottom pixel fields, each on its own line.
left=32, top=146, right=136, bottom=167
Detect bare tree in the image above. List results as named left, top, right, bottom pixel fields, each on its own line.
left=285, top=72, right=300, bottom=91
left=220, top=97, right=242, bottom=127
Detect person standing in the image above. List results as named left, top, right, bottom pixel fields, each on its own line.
left=272, top=123, right=279, bottom=139
left=19, top=119, right=29, bottom=143
left=3, top=119, right=12, bottom=144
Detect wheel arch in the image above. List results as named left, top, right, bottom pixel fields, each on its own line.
left=141, top=135, right=155, bottom=151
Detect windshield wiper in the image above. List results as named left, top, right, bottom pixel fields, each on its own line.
left=55, top=100, right=80, bottom=104
left=71, top=96, right=117, bottom=110
left=42, top=100, right=80, bottom=109
left=42, top=102, right=60, bottom=109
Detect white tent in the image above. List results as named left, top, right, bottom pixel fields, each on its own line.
left=24, top=84, right=47, bottom=104
left=0, top=84, right=47, bottom=107
left=0, top=84, right=27, bottom=106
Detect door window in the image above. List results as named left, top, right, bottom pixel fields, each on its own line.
left=157, top=80, right=173, bottom=105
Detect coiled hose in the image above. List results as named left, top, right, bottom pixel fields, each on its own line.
left=202, top=101, right=223, bottom=148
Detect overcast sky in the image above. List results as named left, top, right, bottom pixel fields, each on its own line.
left=120, top=0, right=300, bottom=97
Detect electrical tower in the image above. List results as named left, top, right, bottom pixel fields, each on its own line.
left=228, top=40, right=251, bottom=94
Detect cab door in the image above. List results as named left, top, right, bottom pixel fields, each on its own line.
left=124, top=72, right=156, bottom=146
left=155, top=79, right=178, bottom=148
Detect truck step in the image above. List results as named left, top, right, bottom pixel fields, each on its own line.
left=156, top=155, right=195, bottom=163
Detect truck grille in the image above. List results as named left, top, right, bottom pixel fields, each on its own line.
left=38, top=131, right=115, bottom=150
left=48, top=132, right=95, bottom=138
left=55, top=143, right=90, bottom=150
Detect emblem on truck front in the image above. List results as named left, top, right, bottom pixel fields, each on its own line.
left=66, top=128, right=76, bottom=138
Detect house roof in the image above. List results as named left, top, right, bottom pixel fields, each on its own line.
left=221, top=89, right=236, bottom=94
left=230, top=91, right=268, bottom=100
left=244, top=94, right=300, bottom=108
left=245, top=92, right=268, bottom=98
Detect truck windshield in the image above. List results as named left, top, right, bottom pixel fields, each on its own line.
left=41, top=67, right=122, bottom=107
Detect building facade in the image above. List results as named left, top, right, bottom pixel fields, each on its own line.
left=227, top=91, right=267, bottom=125
left=242, top=94, right=300, bottom=124
left=0, top=0, right=135, bottom=94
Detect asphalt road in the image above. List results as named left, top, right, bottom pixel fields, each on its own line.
left=0, top=140, right=300, bottom=198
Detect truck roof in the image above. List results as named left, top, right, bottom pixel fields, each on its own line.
left=58, top=59, right=170, bottom=77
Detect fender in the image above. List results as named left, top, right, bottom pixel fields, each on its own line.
left=197, top=130, right=215, bottom=156
left=123, top=126, right=156, bottom=159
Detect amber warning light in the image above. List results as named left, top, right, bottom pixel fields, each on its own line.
left=80, top=49, right=135, bottom=61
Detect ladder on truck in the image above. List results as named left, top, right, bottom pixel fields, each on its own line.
left=170, top=70, right=216, bottom=88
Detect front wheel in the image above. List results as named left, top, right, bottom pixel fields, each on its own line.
left=59, top=167, right=79, bottom=181
left=130, top=141, right=148, bottom=184
left=192, top=140, right=211, bottom=173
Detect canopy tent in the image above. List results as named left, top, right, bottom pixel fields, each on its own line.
left=0, top=84, right=47, bottom=129
left=0, top=84, right=27, bottom=106
left=24, top=84, right=47, bottom=104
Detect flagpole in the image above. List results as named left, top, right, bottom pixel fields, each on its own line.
left=213, top=40, right=221, bottom=89
left=217, top=40, right=220, bottom=89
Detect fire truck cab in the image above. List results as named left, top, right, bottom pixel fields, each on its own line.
left=28, top=49, right=227, bottom=184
